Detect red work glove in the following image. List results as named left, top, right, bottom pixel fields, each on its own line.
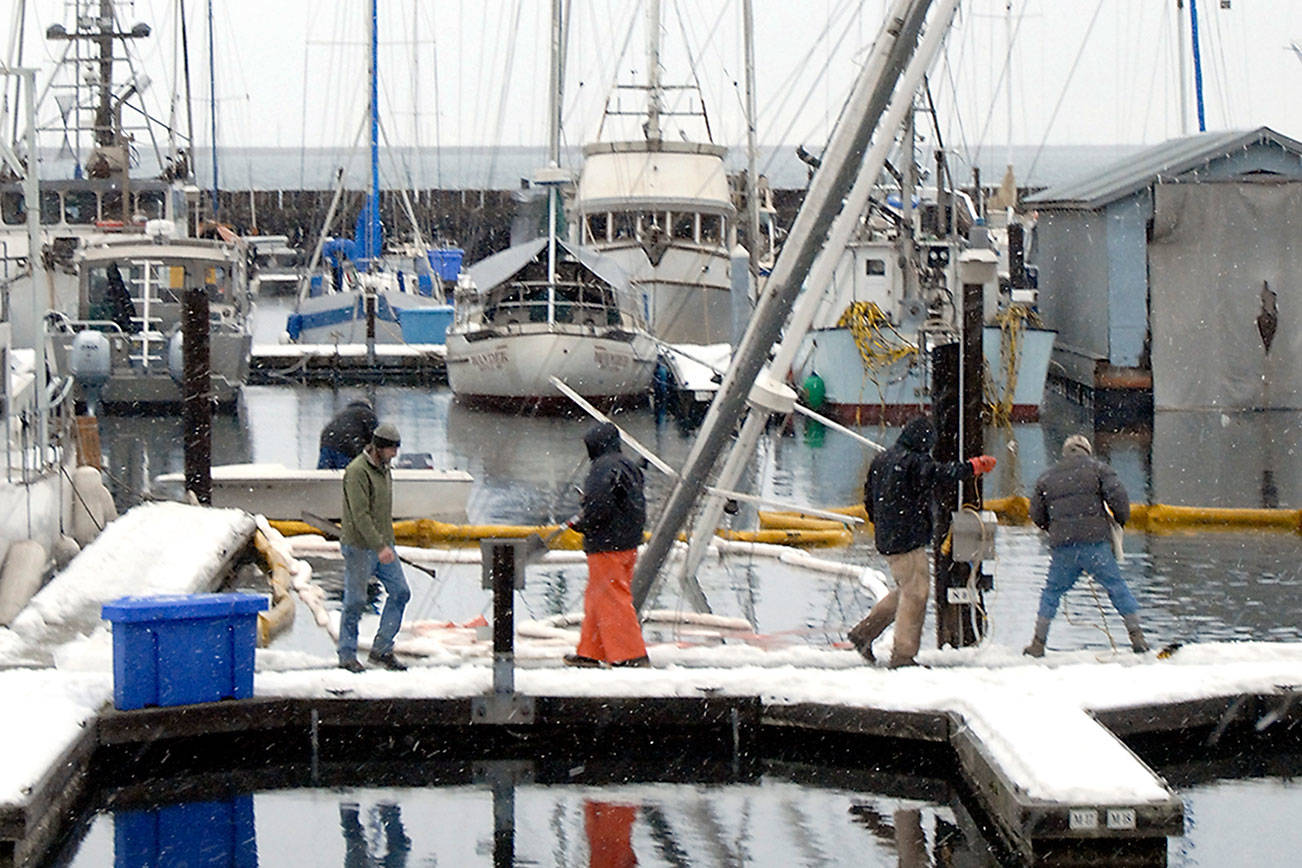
left=969, top=455, right=997, bottom=476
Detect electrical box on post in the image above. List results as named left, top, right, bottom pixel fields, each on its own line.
left=950, top=509, right=998, bottom=563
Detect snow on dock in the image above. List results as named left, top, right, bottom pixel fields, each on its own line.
left=0, top=502, right=256, bottom=664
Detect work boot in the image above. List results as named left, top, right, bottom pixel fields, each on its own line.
left=367, top=651, right=408, bottom=671
left=563, top=653, right=603, bottom=668
left=1124, top=613, right=1150, bottom=653
left=1023, top=616, right=1051, bottom=658
left=848, top=610, right=890, bottom=664
left=339, top=657, right=366, bottom=673
left=611, top=655, right=651, bottom=668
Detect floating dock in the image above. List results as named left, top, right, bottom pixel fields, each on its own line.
left=249, top=342, right=447, bottom=384
left=2, top=504, right=1301, bottom=865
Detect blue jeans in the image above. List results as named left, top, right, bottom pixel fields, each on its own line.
left=1037, top=541, right=1139, bottom=620
left=339, top=543, right=411, bottom=661
left=318, top=446, right=352, bottom=469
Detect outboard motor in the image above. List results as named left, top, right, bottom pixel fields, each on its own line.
left=69, top=330, right=112, bottom=416
left=167, top=331, right=185, bottom=385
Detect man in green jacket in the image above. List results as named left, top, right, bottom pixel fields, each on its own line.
left=338, top=422, right=410, bottom=672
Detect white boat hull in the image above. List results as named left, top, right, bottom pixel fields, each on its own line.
left=155, top=464, right=473, bottom=522
left=446, top=326, right=657, bottom=410
left=595, top=243, right=734, bottom=345
left=792, top=326, right=1056, bottom=424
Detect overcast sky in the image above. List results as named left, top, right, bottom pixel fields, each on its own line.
left=6, top=1, right=1302, bottom=174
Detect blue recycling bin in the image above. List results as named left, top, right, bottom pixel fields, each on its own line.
left=101, top=593, right=268, bottom=711
left=115, top=796, right=257, bottom=867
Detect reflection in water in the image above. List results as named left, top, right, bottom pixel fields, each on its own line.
left=340, top=800, right=410, bottom=868
left=584, top=801, right=638, bottom=868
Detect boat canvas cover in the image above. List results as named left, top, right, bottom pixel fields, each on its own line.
left=1149, top=181, right=1302, bottom=409
left=467, top=238, right=632, bottom=296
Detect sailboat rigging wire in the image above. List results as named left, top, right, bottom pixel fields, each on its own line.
left=965, top=0, right=1029, bottom=164
left=1026, top=0, right=1106, bottom=181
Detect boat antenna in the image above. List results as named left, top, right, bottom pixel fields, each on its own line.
left=178, top=0, right=196, bottom=179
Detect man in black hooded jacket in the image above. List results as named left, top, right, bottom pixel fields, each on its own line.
left=847, top=416, right=995, bottom=667
left=318, top=400, right=378, bottom=469
left=564, top=422, right=650, bottom=668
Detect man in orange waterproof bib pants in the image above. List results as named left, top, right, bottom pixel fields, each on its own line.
left=564, top=422, right=650, bottom=668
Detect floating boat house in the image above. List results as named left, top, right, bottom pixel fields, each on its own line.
left=1024, top=126, right=1302, bottom=423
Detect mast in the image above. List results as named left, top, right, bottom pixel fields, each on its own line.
left=743, top=0, right=761, bottom=280
left=547, top=0, right=562, bottom=289
left=1177, top=0, right=1190, bottom=134
left=645, top=0, right=662, bottom=143
left=1189, top=0, right=1206, bottom=132
left=207, top=0, right=218, bottom=216
left=366, top=0, right=381, bottom=261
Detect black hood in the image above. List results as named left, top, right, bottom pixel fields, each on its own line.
left=896, top=416, right=936, bottom=453
left=584, top=422, right=622, bottom=460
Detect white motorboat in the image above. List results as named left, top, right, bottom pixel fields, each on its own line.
left=154, top=463, right=473, bottom=522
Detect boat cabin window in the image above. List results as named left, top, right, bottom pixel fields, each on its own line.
left=671, top=213, right=696, bottom=242
left=585, top=213, right=609, bottom=244
left=866, top=259, right=887, bottom=276
left=41, top=191, right=62, bottom=225
left=637, top=212, right=667, bottom=240
left=700, top=214, right=723, bottom=247
left=0, top=192, right=23, bottom=225
left=612, top=212, right=636, bottom=240
left=64, top=190, right=98, bottom=225
left=101, top=189, right=125, bottom=223
left=135, top=191, right=166, bottom=221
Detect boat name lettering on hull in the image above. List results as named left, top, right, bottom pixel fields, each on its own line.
left=468, top=346, right=510, bottom=371
left=593, top=345, right=631, bottom=371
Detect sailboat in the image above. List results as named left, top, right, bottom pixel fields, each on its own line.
left=1, top=1, right=254, bottom=410
left=444, top=0, right=656, bottom=410
left=284, top=0, right=456, bottom=347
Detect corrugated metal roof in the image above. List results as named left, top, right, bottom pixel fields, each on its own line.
left=1024, top=126, right=1302, bottom=209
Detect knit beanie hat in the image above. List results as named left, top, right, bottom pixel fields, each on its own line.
left=372, top=422, right=401, bottom=449
left=1062, top=433, right=1092, bottom=457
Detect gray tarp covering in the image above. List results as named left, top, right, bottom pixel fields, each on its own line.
left=1149, top=182, right=1302, bottom=409
left=466, top=238, right=632, bottom=294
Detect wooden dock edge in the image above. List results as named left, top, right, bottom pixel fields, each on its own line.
left=6, top=691, right=1298, bottom=864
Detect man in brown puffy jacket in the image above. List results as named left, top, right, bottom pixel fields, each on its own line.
left=1025, top=434, right=1148, bottom=657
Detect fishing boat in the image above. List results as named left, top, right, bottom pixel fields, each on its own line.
left=0, top=66, right=111, bottom=624
left=0, top=1, right=253, bottom=410
left=570, top=0, right=738, bottom=347
left=444, top=1, right=656, bottom=410
left=285, top=0, right=457, bottom=347
left=45, top=227, right=253, bottom=408
left=790, top=182, right=1054, bottom=425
